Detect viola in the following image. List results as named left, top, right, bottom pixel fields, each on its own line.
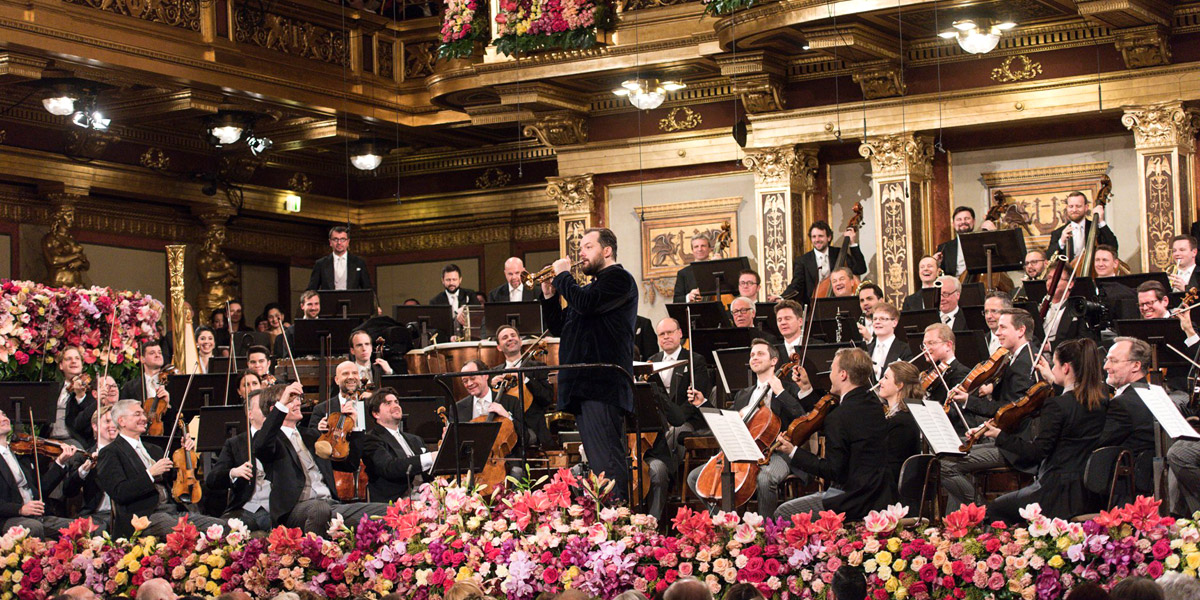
left=777, top=393, right=837, bottom=449
left=9, top=432, right=68, bottom=459
left=775, top=353, right=802, bottom=380
left=694, top=389, right=782, bottom=508
left=959, top=380, right=1052, bottom=453
left=144, top=369, right=173, bottom=437
left=812, top=202, right=864, bottom=299
left=170, top=418, right=203, bottom=504
left=314, top=399, right=356, bottom=461
left=920, top=362, right=949, bottom=394
left=943, top=348, right=1010, bottom=414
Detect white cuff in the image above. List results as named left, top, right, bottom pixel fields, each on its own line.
left=797, top=387, right=814, bottom=400
left=1186, top=334, right=1199, bottom=348
left=420, top=452, right=434, bottom=471
left=275, top=401, right=290, bottom=414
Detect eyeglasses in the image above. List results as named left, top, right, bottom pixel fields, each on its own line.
left=940, top=290, right=960, bottom=298
left=1104, top=356, right=1134, bottom=365
left=872, top=316, right=896, bottom=323
left=1024, top=259, right=1045, bottom=266
left=731, top=308, right=754, bottom=315
left=1138, top=301, right=1161, bottom=309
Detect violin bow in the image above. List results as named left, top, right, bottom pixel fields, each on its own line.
left=924, top=344, right=971, bottom=430
left=100, top=293, right=119, bottom=390
left=163, top=367, right=198, bottom=458
left=29, top=407, right=42, bottom=502
left=685, top=305, right=696, bottom=393
left=222, top=300, right=237, bottom=406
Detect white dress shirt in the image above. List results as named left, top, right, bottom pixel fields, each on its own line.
left=782, top=336, right=803, bottom=359
left=77, top=440, right=113, bottom=512
left=240, top=426, right=272, bottom=513
left=739, top=380, right=771, bottom=419
left=445, top=290, right=461, bottom=315
left=333, top=252, right=348, bottom=290
left=52, top=384, right=83, bottom=439
left=383, top=425, right=433, bottom=472
left=0, top=445, right=32, bottom=503
left=472, top=390, right=495, bottom=420
left=940, top=307, right=960, bottom=329
left=658, top=348, right=681, bottom=389
left=815, top=249, right=830, bottom=281
left=871, top=335, right=895, bottom=378
left=987, top=332, right=1001, bottom=355
left=507, top=285, right=524, bottom=302
left=955, top=238, right=967, bottom=276
left=278, top=423, right=332, bottom=501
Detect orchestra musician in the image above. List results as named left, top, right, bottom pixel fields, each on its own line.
left=921, top=323, right=971, bottom=414
left=350, top=329, right=393, bottom=386
left=252, top=382, right=386, bottom=533
left=634, top=315, right=657, bottom=362
left=934, top=207, right=977, bottom=278
left=428, top=264, right=476, bottom=327
left=206, top=388, right=272, bottom=531
left=775, top=300, right=805, bottom=358
left=457, top=360, right=517, bottom=423
left=829, top=267, right=860, bottom=298
left=75, top=375, right=120, bottom=448
left=1090, top=246, right=1138, bottom=320
left=982, top=292, right=1013, bottom=355
left=730, top=297, right=780, bottom=344
left=1042, top=262, right=1097, bottom=347
left=246, top=345, right=273, bottom=381
left=864, top=304, right=913, bottom=380
left=877, top=362, right=923, bottom=495
left=119, top=340, right=170, bottom=403
left=901, top=256, right=940, bottom=311
left=1096, top=338, right=1158, bottom=499
left=685, top=339, right=807, bottom=516
left=196, top=326, right=216, bottom=373
left=1012, top=250, right=1047, bottom=302
left=1046, top=191, right=1118, bottom=260
left=488, top=257, right=542, bottom=303
left=491, top=324, right=555, bottom=448
left=981, top=338, right=1108, bottom=523
left=782, top=221, right=867, bottom=302
left=738, top=269, right=772, bottom=302
left=309, top=362, right=370, bottom=432
left=63, top=406, right=119, bottom=533
left=647, top=318, right=711, bottom=462
left=213, top=300, right=247, bottom=349
left=1137, top=281, right=1171, bottom=320
left=942, top=308, right=1037, bottom=511
left=95, top=399, right=227, bottom=539
left=307, top=226, right=372, bottom=291
left=935, top=276, right=971, bottom=332
left=540, top=228, right=638, bottom=502
left=300, top=290, right=321, bottom=320
left=857, top=283, right=883, bottom=342
left=773, top=348, right=897, bottom=520
left=361, top=387, right=435, bottom=503
left=1092, top=246, right=1119, bottom=278
left=52, top=346, right=93, bottom=447
left=675, top=234, right=713, bottom=303
left=1169, top=235, right=1200, bottom=292
left=0, top=408, right=79, bottom=538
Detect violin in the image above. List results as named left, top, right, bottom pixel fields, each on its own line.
left=260, top=373, right=278, bottom=386
left=144, top=370, right=172, bottom=437
left=491, top=336, right=550, bottom=411
left=920, top=362, right=949, bottom=393
left=1169, top=287, right=1200, bottom=317
left=314, top=395, right=356, bottom=461
left=775, top=393, right=837, bottom=449
left=155, top=365, right=178, bottom=385
left=775, top=353, right=802, bottom=380
left=170, top=417, right=203, bottom=504
left=943, top=348, right=1011, bottom=414
left=813, top=202, right=864, bottom=299
left=9, top=432, right=69, bottom=459
left=69, top=373, right=93, bottom=394
left=959, top=380, right=1052, bottom=453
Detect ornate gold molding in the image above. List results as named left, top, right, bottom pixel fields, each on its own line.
left=233, top=7, right=349, bottom=67
left=523, top=113, right=589, bottom=148
left=732, top=77, right=786, bottom=114
left=140, top=148, right=171, bottom=171
left=1114, top=25, right=1172, bottom=69
left=878, top=181, right=912, bottom=307
left=658, top=107, right=702, bottom=132
left=547, top=174, right=595, bottom=214
left=63, top=0, right=201, bottom=31
left=377, top=39, right=395, bottom=80
left=990, top=55, right=1043, bottom=83
left=981, top=162, right=1111, bottom=187
left=357, top=220, right=557, bottom=254
left=741, top=145, right=818, bottom=188
left=851, top=63, right=906, bottom=100
left=403, top=41, right=435, bottom=81
left=65, top=130, right=120, bottom=158
left=1143, top=152, right=1178, bottom=272
left=633, top=197, right=744, bottom=221
left=1122, top=102, right=1200, bottom=151
left=166, top=245, right=188, bottom=372
left=288, top=172, right=314, bottom=193
left=859, top=134, right=934, bottom=180
left=475, top=167, right=512, bottom=189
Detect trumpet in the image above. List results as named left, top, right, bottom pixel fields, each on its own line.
left=521, top=261, right=583, bottom=289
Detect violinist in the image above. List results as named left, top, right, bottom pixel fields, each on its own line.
left=935, top=276, right=970, bottom=332
left=775, top=300, right=806, bottom=362
left=350, top=330, right=392, bottom=387
left=206, top=388, right=272, bottom=531
left=491, top=325, right=554, bottom=448
left=773, top=348, right=896, bottom=520
left=118, top=340, right=169, bottom=402
left=1047, top=191, right=1118, bottom=261
left=94, top=400, right=227, bottom=539
left=981, top=292, right=1013, bottom=355
left=674, top=234, right=713, bottom=303
left=52, top=346, right=93, bottom=446
left=863, top=304, right=912, bottom=380
left=1170, top=235, right=1200, bottom=292
left=245, top=345, right=274, bottom=382
left=934, top=206, right=976, bottom=278
left=1041, top=261, right=1096, bottom=347
left=980, top=338, right=1108, bottom=523
left=309, top=362, right=369, bottom=432
left=647, top=318, right=711, bottom=462
left=75, top=374, right=120, bottom=448
left=253, top=382, right=386, bottom=534
left=901, top=256, right=940, bottom=311
left=361, top=388, right=436, bottom=502
left=878, top=362, right=923, bottom=492
left=1096, top=337, right=1159, bottom=499
left=942, top=308, right=1037, bottom=511
left=782, top=221, right=866, bottom=303
left=0, top=408, right=78, bottom=538
left=921, top=324, right=971, bottom=417
left=236, top=370, right=262, bottom=403
left=195, top=326, right=216, bottom=374
left=63, top=406, right=120, bottom=532
left=684, top=339, right=806, bottom=516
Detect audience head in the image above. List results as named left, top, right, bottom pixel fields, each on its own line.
left=62, top=587, right=98, bottom=600
left=444, top=581, right=486, bottom=600
left=1110, top=577, right=1164, bottom=600
left=721, top=583, right=766, bottom=600
left=264, top=303, right=286, bottom=331
left=135, top=578, right=177, bottom=600
left=255, top=314, right=269, bottom=332
left=1156, top=571, right=1200, bottom=600
left=663, top=577, right=713, bottom=600
left=829, top=565, right=867, bottom=600
left=1065, top=583, right=1111, bottom=600
left=614, top=592, right=651, bottom=600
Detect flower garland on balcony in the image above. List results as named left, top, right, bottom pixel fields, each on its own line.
left=493, top=0, right=614, bottom=56
left=702, top=0, right=758, bottom=16
left=438, top=0, right=490, bottom=59
left=0, top=279, right=162, bottom=384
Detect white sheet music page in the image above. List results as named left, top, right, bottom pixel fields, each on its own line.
left=700, top=408, right=765, bottom=462
left=1135, top=386, right=1200, bottom=440
left=909, top=401, right=967, bottom=455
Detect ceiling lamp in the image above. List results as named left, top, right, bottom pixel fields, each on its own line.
left=349, top=139, right=388, bottom=171
left=613, top=78, right=686, bottom=110
left=205, top=112, right=251, bottom=146
left=939, top=19, right=1015, bottom=55
left=41, top=83, right=80, bottom=116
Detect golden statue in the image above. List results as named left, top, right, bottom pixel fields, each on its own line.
left=41, top=204, right=90, bottom=288
left=196, top=224, right=240, bottom=322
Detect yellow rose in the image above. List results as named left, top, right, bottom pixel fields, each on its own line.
left=195, top=565, right=209, bottom=578
left=1057, top=537, right=1071, bottom=550
left=885, top=577, right=900, bottom=593
left=1048, top=555, right=1065, bottom=569
left=893, top=559, right=907, bottom=572
left=863, top=559, right=878, bottom=573
left=876, top=551, right=893, bottom=566
left=896, top=587, right=909, bottom=600
left=205, top=582, right=219, bottom=594
left=458, top=566, right=474, bottom=581
left=888, top=538, right=901, bottom=553
left=1186, top=552, right=1200, bottom=571
left=9, top=571, right=20, bottom=584
left=115, top=572, right=128, bottom=586
left=1166, top=555, right=1181, bottom=569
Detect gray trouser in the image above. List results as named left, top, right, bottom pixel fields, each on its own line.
left=644, top=456, right=671, bottom=522
left=776, top=488, right=842, bottom=519
left=2, top=515, right=75, bottom=539
left=687, top=453, right=790, bottom=515
left=665, top=424, right=700, bottom=465
left=940, top=444, right=1007, bottom=512
left=144, top=510, right=227, bottom=538
left=1167, top=439, right=1200, bottom=517
left=285, top=499, right=387, bottom=534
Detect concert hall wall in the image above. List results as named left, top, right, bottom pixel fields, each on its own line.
left=829, top=161, right=877, bottom=280
left=0, top=233, right=10, bottom=280
left=241, top=264, right=281, bottom=323
left=376, top=258, right=482, bottom=310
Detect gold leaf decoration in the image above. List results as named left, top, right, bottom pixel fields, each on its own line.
left=140, top=147, right=170, bottom=170
left=475, top=167, right=512, bottom=189
left=990, top=55, right=1043, bottom=83
left=658, top=107, right=703, bottom=133
left=288, top=172, right=313, bottom=193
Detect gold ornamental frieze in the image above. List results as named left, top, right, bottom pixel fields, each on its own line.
left=233, top=7, right=349, bottom=66
left=990, top=55, right=1043, bottom=83
left=659, top=107, right=703, bottom=133
left=1122, top=102, right=1200, bottom=152
left=1144, top=153, right=1177, bottom=272
left=878, top=181, right=911, bottom=307
left=63, top=0, right=201, bottom=31
left=475, top=167, right=512, bottom=189
left=547, top=174, right=595, bottom=213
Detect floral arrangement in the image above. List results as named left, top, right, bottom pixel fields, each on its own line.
left=702, top=0, right=758, bottom=16
left=2, top=470, right=1198, bottom=600
left=492, top=0, right=614, bottom=56
left=437, top=0, right=490, bottom=59
left=0, top=279, right=163, bottom=384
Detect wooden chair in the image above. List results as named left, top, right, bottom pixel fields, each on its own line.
left=898, top=453, right=941, bottom=524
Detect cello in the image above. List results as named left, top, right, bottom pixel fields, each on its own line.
left=693, top=388, right=782, bottom=508
left=812, top=203, right=864, bottom=299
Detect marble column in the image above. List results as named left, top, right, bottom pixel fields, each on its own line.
left=741, top=145, right=819, bottom=300
left=859, top=134, right=935, bottom=307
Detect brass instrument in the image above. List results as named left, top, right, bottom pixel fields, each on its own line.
left=521, top=261, right=583, bottom=289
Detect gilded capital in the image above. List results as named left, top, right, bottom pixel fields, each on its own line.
left=1114, top=25, right=1171, bottom=69
left=1122, top=102, right=1200, bottom=152
left=852, top=63, right=906, bottom=100
left=523, top=113, right=588, bottom=148
left=742, top=145, right=819, bottom=188
left=547, top=174, right=595, bottom=214
left=859, top=134, right=935, bottom=180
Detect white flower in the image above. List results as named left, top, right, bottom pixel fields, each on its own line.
left=327, top=512, right=347, bottom=538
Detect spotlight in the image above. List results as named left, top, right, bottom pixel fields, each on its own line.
left=940, top=19, right=1015, bottom=54
left=71, top=108, right=110, bottom=131
left=613, top=79, right=686, bottom=110
left=41, top=85, right=79, bottom=116
left=204, top=112, right=253, bottom=147
left=349, top=139, right=388, bottom=171
left=246, top=135, right=273, bottom=156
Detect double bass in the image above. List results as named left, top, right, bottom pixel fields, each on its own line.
left=1041, top=176, right=1114, bottom=319
left=812, top=203, right=864, bottom=299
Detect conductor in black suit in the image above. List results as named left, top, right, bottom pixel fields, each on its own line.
left=1046, top=191, right=1118, bottom=260
left=540, top=228, right=638, bottom=502
left=781, top=220, right=866, bottom=303
left=307, top=226, right=373, bottom=291
left=673, top=235, right=713, bottom=303
left=361, top=388, right=433, bottom=502
left=934, top=206, right=977, bottom=278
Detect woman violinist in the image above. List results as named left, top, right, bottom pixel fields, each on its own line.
left=195, top=326, right=217, bottom=374
left=878, top=362, right=923, bottom=492
left=979, top=338, right=1108, bottom=523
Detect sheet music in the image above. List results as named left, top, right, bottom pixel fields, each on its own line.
left=1135, top=386, right=1200, bottom=440
left=909, top=401, right=967, bottom=455
left=700, top=408, right=765, bottom=462
left=712, top=351, right=732, bottom=395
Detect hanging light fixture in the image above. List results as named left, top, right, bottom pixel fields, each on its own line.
left=349, top=139, right=388, bottom=171
left=939, top=19, right=1015, bottom=55
left=41, top=83, right=80, bottom=117
left=205, top=112, right=250, bottom=146
left=613, top=78, right=686, bottom=111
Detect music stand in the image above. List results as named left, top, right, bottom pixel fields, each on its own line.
left=233, top=331, right=272, bottom=353
left=712, top=348, right=752, bottom=395
left=800, top=343, right=848, bottom=393
left=691, top=327, right=755, bottom=364
left=627, top=382, right=667, bottom=512
left=206, top=357, right=246, bottom=375
left=398, top=397, right=446, bottom=445
left=963, top=308, right=989, bottom=333
left=666, top=302, right=730, bottom=340
left=393, top=306, right=455, bottom=348
left=754, top=303, right=782, bottom=338
left=166, top=374, right=238, bottom=411
left=293, top=318, right=362, bottom=355
left=1114, top=320, right=1192, bottom=370
left=1098, top=273, right=1171, bottom=291
left=197, top=405, right=247, bottom=453
left=810, top=296, right=861, bottom=322
left=919, top=288, right=938, bottom=310
left=959, top=229, right=1027, bottom=292
left=959, top=282, right=985, bottom=307
left=318, top=290, right=375, bottom=319
left=380, top=374, right=450, bottom=399
left=431, top=421, right=500, bottom=478
left=483, top=301, right=543, bottom=337
left=0, top=382, right=57, bottom=424
left=953, top=331, right=990, bottom=370
left=898, top=309, right=942, bottom=341
left=1020, top=280, right=1048, bottom=307
left=692, top=257, right=752, bottom=297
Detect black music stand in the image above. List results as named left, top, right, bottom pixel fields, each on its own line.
left=898, top=309, right=942, bottom=341
left=626, top=381, right=667, bottom=513
left=801, top=343, right=848, bottom=393
left=953, top=331, right=990, bottom=370
left=398, top=397, right=446, bottom=445
left=691, top=327, right=755, bottom=365
left=165, top=374, right=238, bottom=411
left=0, top=382, right=57, bottom=424
left=693, top=257, right=751, bottom=297
left=959, top=229, right=1026, bottom=292
left=666, top=302, right=731, bottom=341
left=810, top=296, right=861, bottom=322
left=920, top=288, right=939, bottom=310
left=233, top=331, right=272, bottom=353
left=712, top=348, right=752, bottom=395
left=754, top=303, right=782, bottom=338
left=393, top=306, right=455, bottom=348
left=807, top=317, right=862, bottom=344
left=318, top=290, right=375, bottom=319
left=431, top=422, right=500, bottom=480
left=1114, top=320, right=1191, bottom=370
left=197, top=405, right=247, bottom=453
left=207, top=357, right=245, bottom=375
left=1019, top=280, right=1048, bottom=307
left=959, top=282, right=986, bottom=307
left=380, top=374, right=449, bottom=399
left=1098, top=273, right=1171, bottom=291
left=293, top=318, right=362, bottom=355
left=483, top=301, right=543, bottom=337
